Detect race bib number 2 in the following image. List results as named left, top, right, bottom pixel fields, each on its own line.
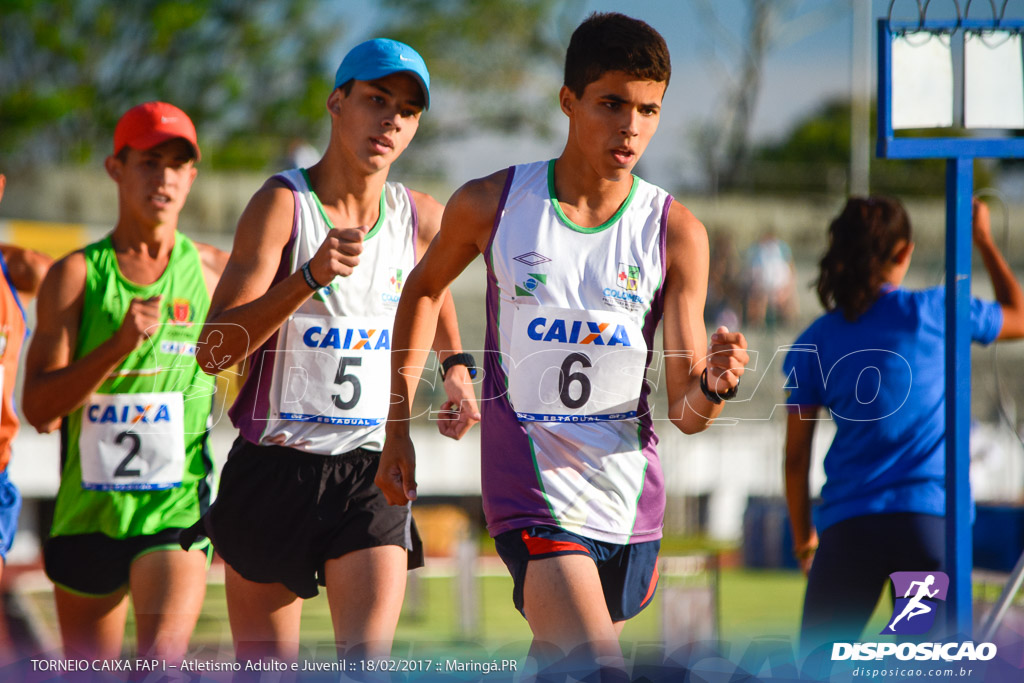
left=79, top=391, right=186, bottom=491
left=508, top=306, right=648, bottom=422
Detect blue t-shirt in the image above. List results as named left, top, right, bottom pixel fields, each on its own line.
left=783, top=286, right=1002, bottom=531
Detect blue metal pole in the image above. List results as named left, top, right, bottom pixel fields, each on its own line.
left=945, top=157, right=974, bottom=638
left=876, top=19, right=893, bottom=159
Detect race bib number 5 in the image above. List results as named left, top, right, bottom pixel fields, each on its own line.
left=276, top=314, right=392, bottom=426
left=508, top=306, right=648, bottom=422
left=79, top=391, right=186, bottom=491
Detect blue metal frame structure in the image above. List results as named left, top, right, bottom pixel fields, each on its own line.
left=877, top=18, right=1024, bottom=637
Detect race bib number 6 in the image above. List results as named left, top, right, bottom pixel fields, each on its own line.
left=508, top=306, right=648, bottom=422
left=79, top=391, right=186, bottom=491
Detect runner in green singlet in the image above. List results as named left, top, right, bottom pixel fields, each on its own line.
left=22, top=102, right=228, bottom=661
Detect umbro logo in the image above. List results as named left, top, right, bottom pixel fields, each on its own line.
left=513, top=252, right=551, bottom=266
left=160, top=116, right=178, bottom=124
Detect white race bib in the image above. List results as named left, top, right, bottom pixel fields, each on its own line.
left=79, top=391, right=186, bottom=491
left=276, top=314, right=392, bottom=427
left=508, top=306, right=648, bottom=422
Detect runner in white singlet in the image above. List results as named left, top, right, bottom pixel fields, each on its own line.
left=377, top=12, right=749, bottom=679
left=193, top=39, right=479, bottom=664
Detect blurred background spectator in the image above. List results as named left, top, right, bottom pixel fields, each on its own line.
left=705, top=230, right=742, bottom=331
left=742, top=229, right=798, bottom=329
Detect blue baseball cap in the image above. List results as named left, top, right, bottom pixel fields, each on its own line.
left=334, top=38, right=431, bottom=110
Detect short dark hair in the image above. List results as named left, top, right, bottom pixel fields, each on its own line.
left=564, top=12, right=671, bottom=97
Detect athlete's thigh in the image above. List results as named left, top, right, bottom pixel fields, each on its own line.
left=224, top=563, right=304, bottom=662
left=129, top=547, right=208, bottom=615
left=129, top=547, right=208, bottom=658
left=53, top=585, right=130, bottom=660
left=323, top=545, right=407, bottom=658
left=522, top=553, right=618, bottom=649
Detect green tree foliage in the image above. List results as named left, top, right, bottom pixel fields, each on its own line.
left=0, top=0, right=337, bottom=170
left=374, top=0, right=584, bottom=178
left=750, top=97, right=993, bottom=196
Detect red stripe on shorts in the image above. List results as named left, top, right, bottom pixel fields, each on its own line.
left=641, top=565, right=660, bottom=606
left=521, top=529, right=591, bottom=556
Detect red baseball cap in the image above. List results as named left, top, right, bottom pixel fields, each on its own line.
left=113, top=101, right=200, bottom=161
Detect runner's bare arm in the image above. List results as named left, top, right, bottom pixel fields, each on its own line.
left=662, top=200, right=747, bottom=434
left=785, top=407, right=820, bottom=575
left=0, top=243, right=53, bottom=301
left=195, top=180, right=308, bottom=372
left=410, top=190, right=480, bottom=440
left=195, top=179, right=365, bottom=374
left=973, top=199, right=1024, bottom=339
left=22, top=252, right=159, bottom=432
left=375, top=171, right=505, bottom=504
left=194, top=241, right=230, bottom=300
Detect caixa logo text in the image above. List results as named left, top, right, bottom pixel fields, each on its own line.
left=832, top=641, right=996, bottom=662
left=87, top=403, right=173, bottom=424
left=526, top=318, right=632, bottom=346
left=302, top=326, right=391, bottom=351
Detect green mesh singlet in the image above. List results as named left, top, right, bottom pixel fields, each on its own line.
left=52, top=234, right=216, bottom=539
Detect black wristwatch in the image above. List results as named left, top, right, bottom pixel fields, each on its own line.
left=700, top=367, right=739, bottom=404
left=440, top=352, right=477, bottom=380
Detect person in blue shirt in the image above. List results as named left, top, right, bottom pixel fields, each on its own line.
left=783, top=197, right=1024, bottom=649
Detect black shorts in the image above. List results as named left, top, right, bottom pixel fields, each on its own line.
left=44, top=528, right=211, bottom=597
left=184, top=436, right=423, bottom=599
left=493, top=525, right=660, bottom=622
left=801, top=512, right=945, bottom=648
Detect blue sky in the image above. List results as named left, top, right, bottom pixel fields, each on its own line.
left=331, top=0, right=994, bottom=187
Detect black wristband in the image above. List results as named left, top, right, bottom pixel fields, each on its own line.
left=440, top=352, right=477, bottom=380
left=301, top=260, right=325, bottom=291
left=700, top=367, right=739, bottom=404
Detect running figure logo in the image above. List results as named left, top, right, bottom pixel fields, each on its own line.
left=882, top=571, right=949, bottom=635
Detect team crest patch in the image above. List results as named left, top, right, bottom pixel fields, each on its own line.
left=388, top=267, right=404, bottom=295
left=515, top=273, right=547, bottom=297
left=617, top=263, right=640, bottom=291
left=169, top=298, right=194, bottom=326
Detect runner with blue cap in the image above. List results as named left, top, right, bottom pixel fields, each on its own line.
left=187, top=37, right=478, bottom=665
left=334, top=38, right=431, bottom=110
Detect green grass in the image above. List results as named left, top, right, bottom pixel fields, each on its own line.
left=13, top=566, right=906, bottom=660
left=717, top=569, right=892, bottom=640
